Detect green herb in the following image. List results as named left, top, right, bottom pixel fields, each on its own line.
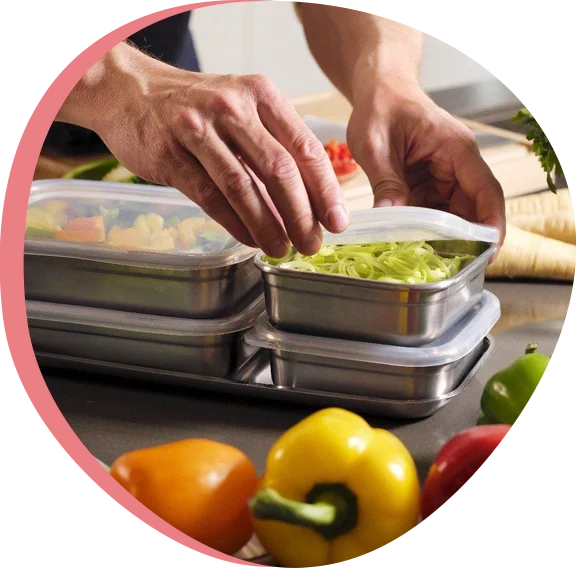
left=511, top=108, right=562, bottom=193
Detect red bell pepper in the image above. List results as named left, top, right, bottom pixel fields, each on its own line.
left=422, top=425, right=576, bottom=529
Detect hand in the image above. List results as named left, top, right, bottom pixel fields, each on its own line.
left=346, top=81, right=506, bottom=249
left=83, top=45, right=349, bottom=257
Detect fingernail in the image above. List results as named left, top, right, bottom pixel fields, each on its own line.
left=377, top=199, right=394, bottom=207
left=301, top=232, right=322, bottom=255
left=269, top=238, right=289, bottom=259
left=328, top=203, right=350, bottom=232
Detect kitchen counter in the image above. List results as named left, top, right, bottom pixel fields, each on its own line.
left=43, top=281, right=570, bottom=483
left=34, top=80, right=573, bottom=562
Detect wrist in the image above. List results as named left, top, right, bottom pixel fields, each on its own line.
left=57, top=42, right=155, bottom=135
left=350, top=46, right=423, bottom=105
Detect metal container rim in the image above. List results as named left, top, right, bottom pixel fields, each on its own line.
left=254, top=242, right=497, bottom=292
left=244, top=291, right=501, bottom=367
left=27, top=295, right=266, bottom=337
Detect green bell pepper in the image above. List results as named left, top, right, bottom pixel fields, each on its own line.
left=520, top=353, right=576, bottom=432
left=478, top=343, right=549, bottom=425
left=478, top=343, right=576, bottom=432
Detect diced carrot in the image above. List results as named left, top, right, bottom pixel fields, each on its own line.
left=56, top=216, right=106, bottom=242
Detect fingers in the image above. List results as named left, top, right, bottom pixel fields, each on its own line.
left=257, top=94, right=349, bottom=235
left=353, top=133, right=411, bottom=208
left=228, top=119, right=324, bottom=255
left=453, top=144, right=506, bottom=249
left=167, top=147, right=257, bottom=248
left=180, top=128, right=290, bottom=258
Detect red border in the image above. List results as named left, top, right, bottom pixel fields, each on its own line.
left=0, top=0, right=264, bottom=568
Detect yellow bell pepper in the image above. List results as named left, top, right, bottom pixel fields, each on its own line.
left=250, top=408, right=420, bottom=567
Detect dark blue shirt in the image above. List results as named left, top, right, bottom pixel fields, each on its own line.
left=44, top=12, right=199, bottom=156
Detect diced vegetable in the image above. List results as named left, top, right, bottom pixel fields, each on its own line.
left=26, top=207, right=61, bottom=237
left=147, top=213, right=164, bottom=233
left=324, top=140, right=359, bottom=183
left=110, top=439, right=259, bottom=555
left=133, top=214, right=152, bottom=237
left=26, top=197, right=232, bottom=253
left=149, top=229, right=176, bottom=251
left=108, top=226, right=150, bottom=249
left=250, top=408, right=420, bottom=566
left=264, top=242, right=472, bottom=284
left=54, top=216, right=106, bottom=243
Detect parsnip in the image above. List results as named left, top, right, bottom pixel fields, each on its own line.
left=487, top=223, right=576, bottom=281
left=509, top=211, right=576, bottom=244
left=505, top=188, right=572, bottom=217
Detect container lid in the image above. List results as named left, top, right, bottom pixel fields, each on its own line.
left=27, top=294, right=265, bottom=337
left=322, top=207, right=500, bottom=245
left=245, top=291, right=500, bottom=367
left=25, top=180, right=257, bottom=269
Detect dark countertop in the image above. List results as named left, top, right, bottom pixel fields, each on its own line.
left=34, top=80, right=570, bottom=562
left=44, top=281, right=571, bottom=482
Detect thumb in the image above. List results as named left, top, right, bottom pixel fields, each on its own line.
left=370, top=162, right=411, bottom=207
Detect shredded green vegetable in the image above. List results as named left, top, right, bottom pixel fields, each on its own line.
left=263, top=242, right=475, bottom=284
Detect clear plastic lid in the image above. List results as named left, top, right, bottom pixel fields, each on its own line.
left=27, top=294, right=265, bottom=337
left=25, top=180, right=257, bottom=269
left=245, top=291, right=500, bottom=367
left=322, top=207, right=500, bottom=245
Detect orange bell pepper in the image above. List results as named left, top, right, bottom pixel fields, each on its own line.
left=110, top=439, right=259, bottom=555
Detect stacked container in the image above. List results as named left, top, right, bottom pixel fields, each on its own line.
left=245, top=207, right=501, bottom=414
left=25, top=180, right=265, bottom=378
left=26, top=180, right=500, bottom=418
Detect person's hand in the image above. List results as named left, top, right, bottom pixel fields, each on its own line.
left=82, top=45, right=349, bottom=257
left=346, top=80, right=506, bottom=250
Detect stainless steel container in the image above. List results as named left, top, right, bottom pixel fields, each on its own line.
left=255, top=206, right=500, bottom=345
left=245, top=291, right=500, bottom=400
left=33, top=337, right=493, bottom=419
left=25, top=180, right=261, bottom=318
left=27, top=294, right=265, bottom=378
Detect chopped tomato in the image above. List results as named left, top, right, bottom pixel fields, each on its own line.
left=324, top=140, right=359, bottom=181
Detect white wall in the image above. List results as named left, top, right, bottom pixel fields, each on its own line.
left=191, top=2, right=495, bottom=97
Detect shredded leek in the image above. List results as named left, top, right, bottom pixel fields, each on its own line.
left=263, top=242, right=474, bottom=284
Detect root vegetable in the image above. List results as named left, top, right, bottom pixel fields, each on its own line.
left=508, top=211, right=576, bottom=244
left=505, top=188, right=572, bottom=217
left=487, top=224, right=576, bottom=281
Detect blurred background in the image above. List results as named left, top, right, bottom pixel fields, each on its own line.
left=192, top=2, right=495, bottom=96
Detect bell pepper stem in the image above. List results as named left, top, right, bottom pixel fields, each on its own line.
left=250, top=488, right=337, bottom=527
left=525, top=343, right=538, bottom=355
left=251, top=484, right=358, bottom=540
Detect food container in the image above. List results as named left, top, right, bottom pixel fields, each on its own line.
left=25, top=180, right=261, bottom=318
left=34, top=336, right=493, bottom=419
left=26, top=293, right=265, bottom=378
left=255, top=207, right=499, bottom=345
left=244, top=291, right=500, bottom=400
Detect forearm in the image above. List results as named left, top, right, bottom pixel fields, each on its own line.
left=56, top=42, right=156, bottom=133
left=297, top=3, right=423, bottom=103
